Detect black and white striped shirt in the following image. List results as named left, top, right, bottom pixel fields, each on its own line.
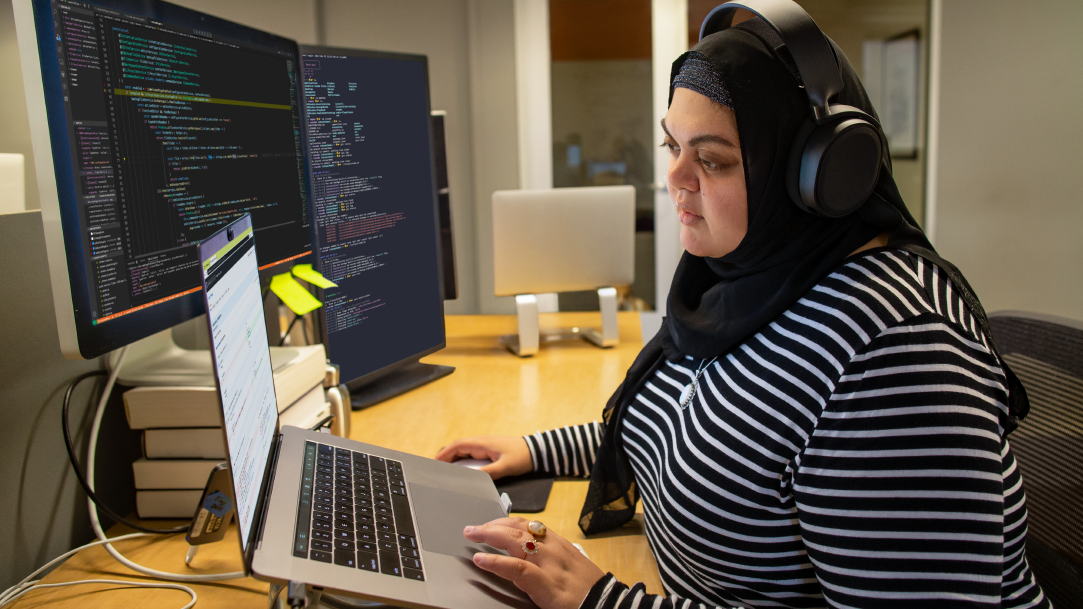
left=525, top=250, right=1048, bottom=609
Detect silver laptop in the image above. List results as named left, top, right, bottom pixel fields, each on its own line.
left=198, top=214, right=532, bottom=608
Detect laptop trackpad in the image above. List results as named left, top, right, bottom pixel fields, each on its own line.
left=410, top=483, right=508, bottom=557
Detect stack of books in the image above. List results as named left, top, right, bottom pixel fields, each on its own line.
left=124, top=344, right=329, bottom=518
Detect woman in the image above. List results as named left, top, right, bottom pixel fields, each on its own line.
left=437, top=13, right=1048, bottom=609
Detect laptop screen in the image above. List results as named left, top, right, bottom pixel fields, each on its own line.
left=198, top=214, right=279, bottom=552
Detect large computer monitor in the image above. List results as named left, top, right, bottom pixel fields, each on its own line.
left=13, top=0, right=314, bottom=361
left=299, top=46, right=451, bottom=409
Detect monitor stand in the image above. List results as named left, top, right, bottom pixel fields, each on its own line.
left=107, top=328, right=302, bottom=387
left=349, top=359, right=454, bottom=411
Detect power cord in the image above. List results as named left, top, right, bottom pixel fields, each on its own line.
left=84, top=345, right=245, bottom=582
left=61, top=369, right=189, bottom=534
left=0, top=533, right=195, bottom=609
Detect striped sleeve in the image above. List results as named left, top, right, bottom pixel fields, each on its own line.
left=524, top=421, right=604, bottom=477
left=580, top=575, right=731, bottom=609
left=793, top=313, right=1045, bottom=608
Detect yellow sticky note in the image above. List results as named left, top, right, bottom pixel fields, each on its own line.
left=270, top=273, right=323, bottom=315
left=291, top=263, right=337, bottom=289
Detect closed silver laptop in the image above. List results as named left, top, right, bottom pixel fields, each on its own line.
left=198, top=214, right=532, bottom=608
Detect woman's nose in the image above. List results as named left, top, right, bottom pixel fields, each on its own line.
left=667, top=152, right=698, bottom=193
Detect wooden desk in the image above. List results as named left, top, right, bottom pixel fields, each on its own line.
left=11, top=313, right=662, bottom=608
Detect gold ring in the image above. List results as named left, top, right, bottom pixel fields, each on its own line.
left=521, top=538, right=539, bottom=556
left=527, top=520, right=547, bottom=537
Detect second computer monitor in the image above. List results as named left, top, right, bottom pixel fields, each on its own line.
left=299, top=46, right=449, bottom=408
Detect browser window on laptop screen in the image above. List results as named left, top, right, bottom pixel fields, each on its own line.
left=199, top=214, right=279, bottom=551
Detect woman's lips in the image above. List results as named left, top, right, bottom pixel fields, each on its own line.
left=676, top=203, right=702, bottom=225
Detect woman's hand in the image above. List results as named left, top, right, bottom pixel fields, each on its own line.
left=434, top=436, right=533, bottom=480
left=465, top=517, right=605, bottom=609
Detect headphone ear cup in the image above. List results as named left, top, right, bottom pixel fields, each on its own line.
left=788, top=114, right=884, bottom=217
left=786, top=119, right=817, bottom=214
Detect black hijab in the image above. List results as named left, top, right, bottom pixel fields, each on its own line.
left=578, top=18, right=1029, bottom=537
left=664, top=18, right=926, bottom=360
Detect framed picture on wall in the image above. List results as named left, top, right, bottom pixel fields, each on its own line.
left=862, top=29, right=921, bottom=159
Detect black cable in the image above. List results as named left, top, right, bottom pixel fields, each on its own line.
left=279, top=313, right=302, bottom=347
left=62, top=370, right=190, bottom=535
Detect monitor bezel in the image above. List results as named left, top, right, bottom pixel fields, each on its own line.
left=298, top=44, right=448, bottom=388
left=17, top=0, right=315, bottom=360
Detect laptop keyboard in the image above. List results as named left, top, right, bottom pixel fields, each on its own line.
left=293, top=442, right=425, bottom=581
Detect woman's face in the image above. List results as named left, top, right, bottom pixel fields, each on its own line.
left=663, top=87, right=747, bottom=259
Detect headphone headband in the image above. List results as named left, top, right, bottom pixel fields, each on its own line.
left=699, top=0, right=843, bottom=121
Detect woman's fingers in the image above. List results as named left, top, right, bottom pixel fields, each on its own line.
left=434, top=438, right=494, bottom=462
left=472, top=552, right=551, bottom=601
left=464, top=521, right=533, bottom=556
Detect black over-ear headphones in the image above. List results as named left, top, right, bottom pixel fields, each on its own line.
left=700, top=0, right=887, bottom=217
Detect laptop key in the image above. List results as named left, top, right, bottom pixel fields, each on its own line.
left=311, top=530, right=332, bottom=541
left=312, top=520, right=331, bottom=531
left=378, top=540, right=395, bottom=552
left=357, top=532, right=375, bottom=542
left=379, top=551, right=401, bottom=576
left=398, top=535, right=417, bottom=548
left=311, top=549, right=333, bottom=563
left=357, top=551, right=378, bottom=572
left=403, top=568, right=425, bottom=581
left=333, top=530, right=352, bottom=540
left=318, top=444, right=334, bottom=455
left=390, top=487, right=405, bottom=496
left=334, top=549, right=356, bottom=568
left=358, top=541, right=377, bottom=553
left=312, top=540, right=333, bottom=551
left=402, top=557, right=421, bottom=570
left=399, top=546, right=419, bottom=559
left=391, top=494, right=416, bottom=537
left=313, top=511, right=333, bottom=522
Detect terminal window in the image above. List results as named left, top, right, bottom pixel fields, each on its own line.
left=301, top=52, right=443, bottom=381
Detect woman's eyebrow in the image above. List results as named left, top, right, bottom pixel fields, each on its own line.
left=660, top=118, right=739, bottom=150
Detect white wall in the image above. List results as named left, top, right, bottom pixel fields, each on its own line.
left=1, top=0, right=37, bottom=210
left=467, top=0, right=521, bottom=314
left=933, top=0, right=1083, bottom=320
left=169, top=0, right=318, bottom=43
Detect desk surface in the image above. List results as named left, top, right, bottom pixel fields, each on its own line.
left=12, top=313, right=662, bottom=608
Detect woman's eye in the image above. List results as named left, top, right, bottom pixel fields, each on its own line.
left=661, top=141, right=679, bottom=155
left=699, top=158, right=719, bottom=170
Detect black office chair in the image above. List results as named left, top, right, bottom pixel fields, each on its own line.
left=989, top=310, right=1083, bottom=608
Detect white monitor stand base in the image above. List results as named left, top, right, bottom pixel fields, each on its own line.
left=499, top=287, right=620, bottom=357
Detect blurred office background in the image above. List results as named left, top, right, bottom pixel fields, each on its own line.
left=2, top=0, right=1080, bottom=319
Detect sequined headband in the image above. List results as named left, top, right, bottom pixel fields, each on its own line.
left=671, top=52, right=732, bottom=109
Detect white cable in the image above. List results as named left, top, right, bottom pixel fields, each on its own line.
left=86, top=345, right=245, bottom=582
left=0, top=532, right=149, bottom=604
left=0, top=579, right=195, bottom=609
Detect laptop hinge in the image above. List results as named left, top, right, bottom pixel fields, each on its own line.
left=254, top=433, right=284, bottom=551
